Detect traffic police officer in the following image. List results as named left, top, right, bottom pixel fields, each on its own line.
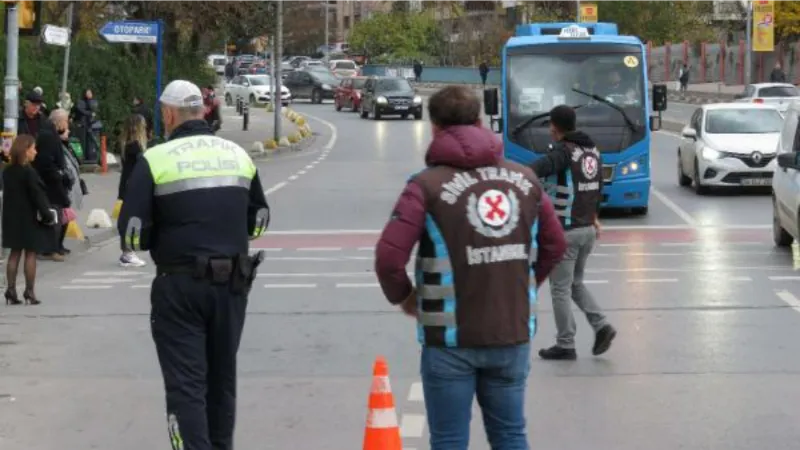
left=531, top=105, right=617, bottom=361
left=118, top=80, right=270, bottom=450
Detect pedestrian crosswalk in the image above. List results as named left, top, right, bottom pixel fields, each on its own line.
left=56, top=269, right=800, bottom=291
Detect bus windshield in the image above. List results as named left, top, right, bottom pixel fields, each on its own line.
left=506, top=45, right=646, bottom=153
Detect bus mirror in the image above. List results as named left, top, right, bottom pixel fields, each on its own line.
left=652, top=84, right=668, bottom=112
left=484, top=88, right=499, bottom=116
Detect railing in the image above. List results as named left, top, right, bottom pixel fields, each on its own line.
left=361, top=40, right=800, bottom=87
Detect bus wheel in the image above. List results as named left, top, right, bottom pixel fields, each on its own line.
left=632, top=207, right=648, bottom=215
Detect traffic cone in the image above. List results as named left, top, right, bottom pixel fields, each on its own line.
left=363, top=356, right=402, bottom=450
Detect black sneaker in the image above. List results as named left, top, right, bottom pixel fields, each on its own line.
left=538, top=345, right=577, bottom=360
left=592, top=325, right=617, bottom=356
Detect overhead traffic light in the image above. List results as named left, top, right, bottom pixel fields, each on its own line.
left=4, top=0, right=42, bottom=37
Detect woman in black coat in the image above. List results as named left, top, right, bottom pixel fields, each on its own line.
left=2, top=134, right=56, bottom=305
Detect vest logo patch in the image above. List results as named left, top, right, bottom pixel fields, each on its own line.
left=581, top=154, right=599, bottom=179
left=467, top=189, right=520, bottom=238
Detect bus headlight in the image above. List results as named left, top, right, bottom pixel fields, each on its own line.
left=701, top=147, right=722, bottom=160
left=620, top=159, right=642, bottom=176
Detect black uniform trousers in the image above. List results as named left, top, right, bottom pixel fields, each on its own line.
left=150, top=272, right=248, bottom=450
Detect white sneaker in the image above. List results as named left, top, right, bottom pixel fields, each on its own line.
left=119, top=253, right=147, bottom=268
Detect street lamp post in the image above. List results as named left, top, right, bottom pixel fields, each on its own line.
left=744, top=0, right=753, bottom=84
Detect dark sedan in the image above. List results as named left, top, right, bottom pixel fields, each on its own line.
left=359, top=77, right=423, bottom=120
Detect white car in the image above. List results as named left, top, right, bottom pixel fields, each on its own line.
left=733, top=82, right=800, bottom=114
left=771, top=100, right=800, bottom=246
left=329, top=59, right=359, bottom=78
left=207, top=54, right=227, bottom=75
left=224, top=74, right=291, bottom=107
left=677, top=103, right=783, bottom=194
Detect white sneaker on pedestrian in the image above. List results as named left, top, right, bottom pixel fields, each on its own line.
left=119, top=252, right=147, bottom=268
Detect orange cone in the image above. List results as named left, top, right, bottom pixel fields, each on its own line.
left=363, top=356, right=403, bottom=450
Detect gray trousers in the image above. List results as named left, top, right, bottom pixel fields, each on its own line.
left=548, top=225, right=607, bottom=349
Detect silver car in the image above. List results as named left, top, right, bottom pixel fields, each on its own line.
left=733, top=82, right=800, bottom=114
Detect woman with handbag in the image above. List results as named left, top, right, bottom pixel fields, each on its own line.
left=2, top=135, right=57, bottom=305
left=116, top=114, right=147, bottom=267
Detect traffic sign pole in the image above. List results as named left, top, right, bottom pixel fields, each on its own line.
left=155, top=20, right=163, bottom=138
left=61, top=2, right=74, bottom=96
left=4, top=2, right=19, bottom=142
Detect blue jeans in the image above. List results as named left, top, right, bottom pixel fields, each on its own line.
left=421, top=343, right=531, bottom=450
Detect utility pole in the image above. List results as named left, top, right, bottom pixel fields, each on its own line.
left=274, top=0, right=283, bottom=142
left=744, top=0, right=753, bottom=84
left=323, top=1, right=329, bottom=62
left=4, top=2, right=20, bottom=144
left=61, top=2, right=75, bottom=96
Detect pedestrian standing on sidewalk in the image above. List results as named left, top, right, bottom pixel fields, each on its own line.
left=116, top=114, right=148, bottom=268
left=531, top=105, right=617, bottom=360
left=32, top=109, right=71, bottom=262
left=2, top=135, right=57, bottom=306
left=59, top=111, right=85, bottom=257
left=479, top=59, right=489, bottom=86
left=374, top=85, right=567, bottom=449
left=118, top=80, right=269, bottom=450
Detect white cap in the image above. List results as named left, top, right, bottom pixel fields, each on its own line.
left=159, top=80, right=203, bottom=108
left=33, top=86, right=43, bottom=95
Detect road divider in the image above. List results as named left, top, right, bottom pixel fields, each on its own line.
left=256, top=106, right=314, bottom=155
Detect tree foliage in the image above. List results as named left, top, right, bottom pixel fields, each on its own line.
left=598, top=1, right=715, bottom=45
left=349, top=10, right=442, bottom=63
left=775, top=1, right=800, bottom=42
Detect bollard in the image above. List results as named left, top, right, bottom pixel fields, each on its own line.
left=243, top=103, right=249, bottom=131
left=100, top=134, right=108, bottom=174
left=237, top=98, right=242, bottom=115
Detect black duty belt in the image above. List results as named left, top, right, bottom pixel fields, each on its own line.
left=156, top=253, right=265, bottom=295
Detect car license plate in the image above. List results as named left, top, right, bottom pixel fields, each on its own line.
left=395, top=106, right=409, bottom=110
left=741, top=178, right=771, bottom=186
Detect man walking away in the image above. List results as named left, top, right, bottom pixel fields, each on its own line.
left=118, top=80, right=270, bottom=450
left=679, top=64, right=689, bottom=93
left=531, top=105, right=616, bottom=360
left=770, top=61, right=787, bottom=83
left=413, top=60, right=423, bottom=82
left=375, top=85, right=567, bottom=449
left=479, top=60, right=489, bottom=86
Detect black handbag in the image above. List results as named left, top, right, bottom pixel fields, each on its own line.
left=79, top=178, right=88, bottom=195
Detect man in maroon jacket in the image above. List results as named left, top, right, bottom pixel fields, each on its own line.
left=374, top=85, right=567, bottom=449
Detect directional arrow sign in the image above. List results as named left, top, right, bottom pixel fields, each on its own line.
left=42, top=24, right=70, bottom=47
left=99, top=20, right=158, bottom=44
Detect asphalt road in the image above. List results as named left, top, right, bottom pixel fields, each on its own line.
left=2, top=99, right=800, bottom=450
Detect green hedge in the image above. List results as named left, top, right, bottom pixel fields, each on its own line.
left=0, top=36, right=216, bottom=152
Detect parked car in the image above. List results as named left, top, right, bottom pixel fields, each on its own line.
left=734, top=83, right=800, bottom=114
left=329, top=59, right=359, bottom=78
left=282, top=56, right=310, bottom=71
left=772, top=99, right=800, bottom=246
left=359, top=76, right=422, bottom=120
left=207, top=54, right=227, bottom=75
left=283, top=70, right=339, bottom=103
left=224, top=74, right=291, bottom=107
left=334, top=76, right=367, bottom=112
left=677, top=103, right=783, bottom=194
left=299, top=59, right=325, bottom=70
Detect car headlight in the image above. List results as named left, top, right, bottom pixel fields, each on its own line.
left=377, top=96, right=388, bottom=104
left=619, top=160, right=642, bottom=176
left=701, top=147, right=722, bottom=160
left=413, top=96, right=422, bottom=104
left=322, top=84, right=332, bottom=90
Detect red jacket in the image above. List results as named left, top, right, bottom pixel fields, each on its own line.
left=375, top=125, right=567, bottom=305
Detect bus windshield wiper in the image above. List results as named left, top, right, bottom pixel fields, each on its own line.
left=511, top=104, right=586, bottom=138
left=571, top=88, right=640, bottom=133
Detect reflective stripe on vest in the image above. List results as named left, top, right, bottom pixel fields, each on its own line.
left=548, top=171, right=574, bottom=228
left=414, top=215, right=539, bottom=345
left=415, top=214, right=458, bottom=347
left=144, top=135, right=256, bottom=196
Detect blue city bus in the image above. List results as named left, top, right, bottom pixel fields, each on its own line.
left=485, top=22, right=667, bottom=214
